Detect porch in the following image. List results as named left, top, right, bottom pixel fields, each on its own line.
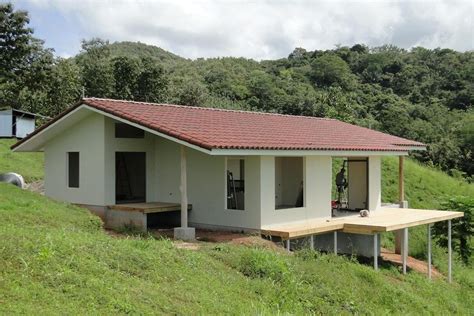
left=261, top=207, right=463, bottom=281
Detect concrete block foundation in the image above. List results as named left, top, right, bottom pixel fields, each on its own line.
left=174, top=227, right=196, bottom=241
left=313, top=232, right=381, bottom=257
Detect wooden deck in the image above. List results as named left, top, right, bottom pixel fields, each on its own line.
left=261, top=208, right=463, bottom=239
left=108, top=202, right=192, bottom=214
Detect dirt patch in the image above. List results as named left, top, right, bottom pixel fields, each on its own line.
left=25, top=180, right=44, bottom=194
left=146, top=228, right=280, bottom=250
left=381, top=248, right=442, bottom=278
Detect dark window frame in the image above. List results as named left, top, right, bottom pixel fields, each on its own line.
left=68, top=152, right=80, bottom=188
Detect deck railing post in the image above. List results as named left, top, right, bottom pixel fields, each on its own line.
left=374, top=234, right=378, bottom=270
left=402, top=228, right=408, bottom=274
left=427, top=224, right=432, bottom=280
left=448, top=220, right=452, bottom=283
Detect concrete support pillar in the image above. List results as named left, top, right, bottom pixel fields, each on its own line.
left=286, top=239, right=290, bottom=252
left=174, top=146, right=195, bottom=241
left=334, top=232, right=338, bottom=254
left=310, top=235, right=314, bottom=250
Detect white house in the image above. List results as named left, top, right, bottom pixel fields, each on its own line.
left=0, top=108, right=38, bottom=138
left=12, top=98, right=462, bottom=276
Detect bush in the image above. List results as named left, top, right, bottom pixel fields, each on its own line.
left=432, top=196, right=474, bottom=264
left=238, top=248, right=290, bottom=282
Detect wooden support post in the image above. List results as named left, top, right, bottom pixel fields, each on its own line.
left=334, top=231, right=338, bottom=254
left=286, top=239, right=290, bottom=252
left=448, top=220, right=452, bottom=283
left=399, top=156, right=404, bottom=203
left=180, top=146, right=188, bottom=228
left=374, top=234, right=378, bottom=270
left=310, top=235, right=314, bottom=250
left=402, top=228, right=408, bottom=274
left=427, top=224, right=432, bottom=280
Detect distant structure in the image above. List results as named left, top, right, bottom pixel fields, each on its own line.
left=0, top=108, right=39, bottom=139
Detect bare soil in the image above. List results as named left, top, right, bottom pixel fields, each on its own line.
left=381, top=248, right=442, bottom=278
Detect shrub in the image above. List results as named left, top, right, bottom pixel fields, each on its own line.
left=432, top=196, right=473, bottom=264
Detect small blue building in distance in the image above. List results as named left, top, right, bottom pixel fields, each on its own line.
left=0, top=108, right=38, bottom=139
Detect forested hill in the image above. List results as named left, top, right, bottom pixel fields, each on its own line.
left=1, top=3, right=472, bottom=180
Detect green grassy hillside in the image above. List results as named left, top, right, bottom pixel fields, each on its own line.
left=0, top=184, right=472, bottom=314
left=0, top=139, right=473, bottom=313
left=0, top=139, right=43, bottom=181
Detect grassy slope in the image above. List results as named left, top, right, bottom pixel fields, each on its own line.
left=1, top=139, right=473, bottom=314
left=0, top=184, right=472, bottom=314
left=0, top=139, right=43, bottom=182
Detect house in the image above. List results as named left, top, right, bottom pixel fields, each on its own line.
left=0, top=108, right=39, bottom=138
left=12, top=98, right=462, bottom=279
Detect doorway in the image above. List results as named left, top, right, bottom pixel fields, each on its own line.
left=115, top=152, right=146, bottom=204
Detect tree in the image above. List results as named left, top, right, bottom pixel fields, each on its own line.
left=0, top=3, right=55, bottom=111
left=111, top=56, right=140, bottom=100
left=0, top=3, right=34, bottom=81
left=47, top=58, right=82, bottom=115
left=78, top=38, right=114, bottom=98
left=310, top=54, right=355, bottom=89
left=432, top=197, right=473, bottom=264
left=135, top=57, right=168, bottom=102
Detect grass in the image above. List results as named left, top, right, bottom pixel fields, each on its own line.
left=0, top=184, right=473, bottom=314
left=0, top=139, right=43, bottom=182
left=1, top=140, right=473, bottom=313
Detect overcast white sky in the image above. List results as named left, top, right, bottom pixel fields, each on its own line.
left=13, top=0, right=474, bottom=59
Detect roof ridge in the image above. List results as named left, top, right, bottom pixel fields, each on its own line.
left=83, top=97, right=336, bottom=121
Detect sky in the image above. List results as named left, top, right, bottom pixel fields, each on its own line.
left=11, top=0, right=474, bottom=60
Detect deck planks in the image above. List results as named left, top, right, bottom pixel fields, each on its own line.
left=108, top=202, right=192, bottom=214
left=261, top=208, right=463, bottom=239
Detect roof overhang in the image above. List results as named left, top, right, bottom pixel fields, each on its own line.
left=12, top=102, right=425, bottom=156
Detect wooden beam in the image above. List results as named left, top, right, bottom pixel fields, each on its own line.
left=180, top=145, right=188, bottom=228
left=399, top=156, right=405, bottom=204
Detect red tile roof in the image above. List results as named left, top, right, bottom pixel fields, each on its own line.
left=13, top=98, right=425, bottom=152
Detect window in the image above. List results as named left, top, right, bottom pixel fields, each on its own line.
left=68, top=152, right=79, bottom=188
left=275, top=157, right=304, bottom=209
left=226, top=158, right=245, bottom=210
left=115, top=123, right=145, bottom=138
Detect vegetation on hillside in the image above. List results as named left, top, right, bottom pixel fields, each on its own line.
left=1, top=3, right=472, bottom=181
left=0, top=139, right=43, bottom=182
left=0, top=183, right=473, bottom=314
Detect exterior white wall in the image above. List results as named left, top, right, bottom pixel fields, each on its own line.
left=42, top=112, right=383, bottom=230
left=16, top=116, right=35, bottom=138
left=261, top=156, right=332, bottom=227
left=103, top=117, right=156, bottom=205
left=0, top=110, right=12, bottom=137
left=154, top=137, right=261, bottom=229
left=44, top=113, right=106, bottom=205
left=368, top=156, right=382, bottom=211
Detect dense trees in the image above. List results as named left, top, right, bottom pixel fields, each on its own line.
left=1, top=3, right=473, bottom=180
